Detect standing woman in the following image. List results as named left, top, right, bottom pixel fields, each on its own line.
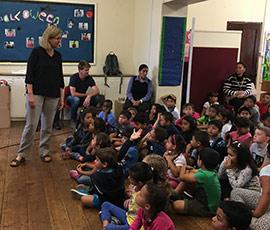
left=10, top=25, right=64, bottom=167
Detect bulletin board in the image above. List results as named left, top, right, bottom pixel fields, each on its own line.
left=0, top=0, right=96, bottom=63
left=158, top=17, right=186, bottom=86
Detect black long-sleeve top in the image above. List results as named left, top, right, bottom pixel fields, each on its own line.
left=25, top=47, right=64, bottom=98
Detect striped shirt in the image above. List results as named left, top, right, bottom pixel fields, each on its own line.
left=223, top=74, right=252, bottom=97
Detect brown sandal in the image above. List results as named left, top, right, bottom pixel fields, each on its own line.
left=41, top=155, right=52, bottom=163
left=10, top=157, right=25, bottom=167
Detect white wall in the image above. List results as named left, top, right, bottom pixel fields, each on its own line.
left=132, top=0, right=190, bottom=110
left=0, top=0, right=135, bottom=75
left=187, top=0, right=266, bottom=31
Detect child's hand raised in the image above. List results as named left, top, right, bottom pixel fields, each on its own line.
left=130, top=129, right=143, bottom=141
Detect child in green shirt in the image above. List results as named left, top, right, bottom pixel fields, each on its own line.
left=172, top=147, right=221, bottom=217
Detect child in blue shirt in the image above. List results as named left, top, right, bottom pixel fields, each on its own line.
left=99, top=99, right=116, bottom=133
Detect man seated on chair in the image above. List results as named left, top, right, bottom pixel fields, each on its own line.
left=67, top=60, right=100, bottom=124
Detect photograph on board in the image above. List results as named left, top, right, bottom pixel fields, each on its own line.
left=5, top=28, right=16, bottom=37
left=4, top=41, right=15, bottom=49
left=81, top=33, right=91, bottom=41
left=26, top=37, right=34, bottom=48
left=67, top=19, right=75, bottom=29
left=74, top=9, right=84, bottom=17
left=62, top=31, right=69, bottom=39
left=78, top=22, right=88, bottom=30
left=69, top=40, right=79, bottom=48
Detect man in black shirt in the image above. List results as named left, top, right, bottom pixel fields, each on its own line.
left=67, top=60, right=100, bottom=122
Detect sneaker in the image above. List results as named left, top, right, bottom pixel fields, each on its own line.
left=69, top=170, right=80, bottom=180
left=70, top=188, right=89, bottom=199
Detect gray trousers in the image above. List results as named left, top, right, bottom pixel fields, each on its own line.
left=18, top=95, right=59, bottom=158
left=231, top=188, right=270, bottom=230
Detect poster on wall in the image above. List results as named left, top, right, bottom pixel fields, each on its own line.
left=0, top=1, right=96, bottom=63
left=263, top=32, right=270, bottom=81
left=184, top=30, right=191, bottom=62
left=158, top=17, right=186, bottom=86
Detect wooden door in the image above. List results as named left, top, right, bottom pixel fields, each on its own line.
left=227, top=22, right=262, bottom=80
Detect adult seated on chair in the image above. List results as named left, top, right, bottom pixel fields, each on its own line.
left=223, top=62, right=253, bottom=112
left=67, top=60, right=100, bottom=123
left=123, top=64, right=153, bottom=112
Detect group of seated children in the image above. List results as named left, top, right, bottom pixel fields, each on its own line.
left=59, top=91, right=270, bottom=230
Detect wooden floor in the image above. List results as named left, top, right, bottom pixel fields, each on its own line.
left=0, top=122, right=213, bottom=230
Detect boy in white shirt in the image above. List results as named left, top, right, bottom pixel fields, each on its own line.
left=161, top=94, right=180, bottom=120
left=250, top=124, right=270, bottom=167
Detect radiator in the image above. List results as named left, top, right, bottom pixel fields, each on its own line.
left=0, top=76, right=130, bottom=120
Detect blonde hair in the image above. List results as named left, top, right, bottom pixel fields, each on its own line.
left=39, top=25, right=62, bottom=50
left=143, top=154, right=168, bottom=180
left=143, top=154, right=173, bottom=197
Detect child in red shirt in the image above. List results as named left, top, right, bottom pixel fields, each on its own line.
left=257, top=93, right=270, bottom=117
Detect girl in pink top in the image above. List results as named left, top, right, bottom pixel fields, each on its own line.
left=228, top=117, right=252, bottom=148
left=130, top=182, right=175, bottom=230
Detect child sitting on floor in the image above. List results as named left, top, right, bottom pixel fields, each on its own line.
left=201, top=92, right=219, bottom=116
left=197, top=104, right=219, bottom=131
left=242, top=95, right=260, bottom=126
left=257, top=93, right=270, bottom=117
left=164, top=134, right=187, bottom=189
left=207, top=120, right=227, bottom=163
left=218, top=142, right=260, bottom=200
left=100, top=162, right=154, bottom=230
left=155, top=111, right=180, bottom=137
left=60, top=107, right=96, bottom=154
left=127, top=107, right=137, bottom=127
left=149, top=103, right=166, bottom=125
left=62, top=117, right=106, bottom=161
left=118, top=128, right=141, bottom=176
left=143, top=154, right=171, bottom=190
left=99, top=99, right=116, bottom=133
left=186, top=130, right=210, bottom=167
left=69, top=132, right=111, bottom=185
left=175, top=103, right=200, bottom=127
left=227, top=117, right=252, bottom=148
left=70, top=148, right=125, bottom=209
left=172, top=148, right=221, bottom=217
left=139, top=126, right=168, bottom=157
left=161, top=94, right=180, bottom=120
left=177, top=115, right=197, bottom=144
left=182, top=103, right=200, bottom=119
left=216, top=107, right=233, bottom=140
left=212, top=200, right=252, bottom=230
left=109, top=110, right=132, bottom=148
left=261, top=112, right=270, bottom=128
left=130, top=182, right=175, bottom=230
left=250, top=124, right=270, bottom=167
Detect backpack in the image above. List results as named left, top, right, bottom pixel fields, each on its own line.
left=103, top=52, right=122, bottom=76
